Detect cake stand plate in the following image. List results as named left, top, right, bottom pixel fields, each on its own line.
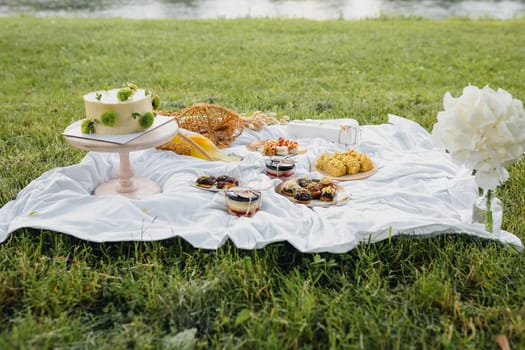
left=63, top=118, right=178, bottom=199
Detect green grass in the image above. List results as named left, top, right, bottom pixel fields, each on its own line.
left=1, top=16, right=525, bottom=349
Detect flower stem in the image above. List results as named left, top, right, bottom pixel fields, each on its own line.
left=485, top=189, right=493, bottom=233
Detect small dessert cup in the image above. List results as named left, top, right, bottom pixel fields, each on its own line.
left=265, top=157, right=296, bottom=180
left=225, top=187, right=262, bottom=217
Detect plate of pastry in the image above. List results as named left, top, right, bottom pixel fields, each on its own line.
left=193, top=175, right=240, bottom=192
left=275, top=176, right=350, bottom=207
left=312, top=149, right=377, bottom=181
left=247, top=137, right=307, bottom=157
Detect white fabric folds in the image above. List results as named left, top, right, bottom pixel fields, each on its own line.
left=0, top=115, right=522, bottom=252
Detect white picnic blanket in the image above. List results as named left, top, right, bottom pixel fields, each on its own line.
left=0, top=115, right=522, bottom=252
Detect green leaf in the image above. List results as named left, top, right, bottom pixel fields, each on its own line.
left=152, top=95, right=161, bottom=110
left=117, top=88, right=132, bottom=101
left=162, top=328, right=197, bottom=350
left=127, top=82, right=138, bottom=90
left=234, top=309, right=252, bottom=326
left=80, top=119, right=95, bottom=133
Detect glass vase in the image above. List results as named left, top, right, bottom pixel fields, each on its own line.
left=472, top=189, right=502, bottom=234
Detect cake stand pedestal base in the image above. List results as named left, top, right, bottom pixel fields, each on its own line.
left=63, top=118, right=178, bottom=200
left=94, top=177, right=161, bottom=199
left=93, top=150, right=160, bottom=200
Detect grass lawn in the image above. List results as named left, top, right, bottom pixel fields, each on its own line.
left=0, top=16, right=524, bottom=349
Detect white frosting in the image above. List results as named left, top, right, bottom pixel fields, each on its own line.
left=275, top=146, right=288, bottom=156
left=83, top=88, right=153, bottom=135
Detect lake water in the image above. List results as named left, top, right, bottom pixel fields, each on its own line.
left=1, top=0, right=525, bottom=20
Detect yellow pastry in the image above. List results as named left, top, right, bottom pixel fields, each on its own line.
left=315, top=149, right=374, bottom=176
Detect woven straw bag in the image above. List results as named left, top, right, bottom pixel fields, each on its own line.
left=164, top=103, right=244, bottom=148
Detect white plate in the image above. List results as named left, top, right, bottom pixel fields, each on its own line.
left=246, top=139, right=307, bottom=157
left=275, top=179, right=350, bottom=207
left=311, top=162, right=377, bottom=181
left=192, top=176, right=239, bottom=192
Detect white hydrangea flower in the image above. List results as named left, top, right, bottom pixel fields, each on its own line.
left=431, top=85, right=525, bottom=190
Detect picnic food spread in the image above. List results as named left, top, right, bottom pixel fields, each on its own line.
left=22, top=113, right=516, bottom=252
left=156, top=105, right=365, bottom=213
left=81, top=83, right=160, bottom=135
left=70, top=91, right=374, bottom=216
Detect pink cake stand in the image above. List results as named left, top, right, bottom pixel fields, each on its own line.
left=63, top=119, right=178, bottom=199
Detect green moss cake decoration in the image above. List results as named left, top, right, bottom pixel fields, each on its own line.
left=126, top=82, right=138, bottom=91
left=152, top=94, right=161, bottom=110
left=100, top=110, right=118, bottom=127
left=132, top=112, right=155, bottom=129
left=144, top=89, right=161, bottom=110
left=103, top=83, right=109, bottom=92
left=117, top=88, right=133, bottom=102
left=139, top=112, right=155, bottom=129
left=81, top=119, right=95, bottom=134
